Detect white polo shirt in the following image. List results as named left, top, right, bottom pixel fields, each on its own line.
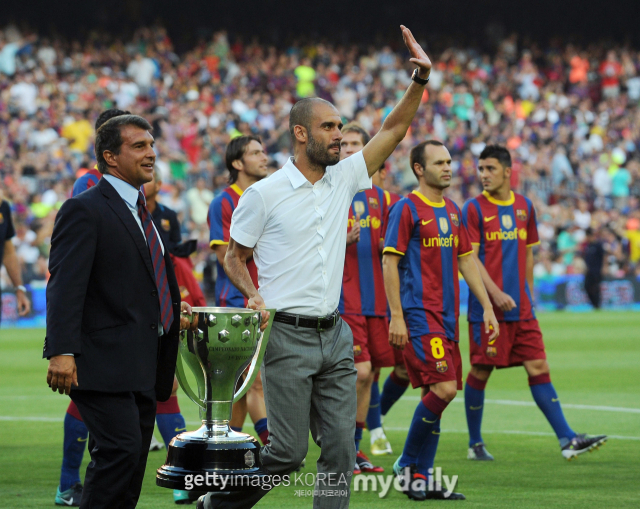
left=230, top=151, right=371, bottom=316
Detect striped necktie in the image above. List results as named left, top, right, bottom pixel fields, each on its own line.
left=137, top=191, right=173, bottom=332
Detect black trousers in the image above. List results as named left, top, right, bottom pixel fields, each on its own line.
left=70, top=389, right=156, bottom=509
left=584, top=272, right=602, bottom=309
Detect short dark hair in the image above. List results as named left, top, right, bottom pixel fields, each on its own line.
left=289, top=97, right=334, bottom=140
left=95, top=114, right=152, bottom=174
left=409, top=140, right=445, bottom=178
left=341, top=122, right=371, bottom=146
left=95, top=108, right=130, bottom=131
left=479, top=144, right=512, bottom=169
left=225, top=135, right=262, bottom=185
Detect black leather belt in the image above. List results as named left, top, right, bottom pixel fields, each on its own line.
left=274, top=309, right=340, bottom=332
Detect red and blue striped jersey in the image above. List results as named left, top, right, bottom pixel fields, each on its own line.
left=72, top=169, right=102, bottom=197
left=208, top=184, right=259, bottom=307
left=339, top=186, right=388, bottom=317
left=462, top=191, right=540, bottom=323
left=383, top=189, right=402, bottom=210
left=383, top=191, right=473, bottom=342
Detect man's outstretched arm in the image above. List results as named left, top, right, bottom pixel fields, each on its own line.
left=363, top=25, right=431, bottom=176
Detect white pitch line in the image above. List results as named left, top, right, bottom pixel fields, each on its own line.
left=402, top=396, right=640, bottom=414
left=0, top=415, right=62, bottom=422
left=382, top=427, right=640, bottom=441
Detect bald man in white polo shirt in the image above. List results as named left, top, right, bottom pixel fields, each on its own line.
left=197, top=26, right=432, bottom=509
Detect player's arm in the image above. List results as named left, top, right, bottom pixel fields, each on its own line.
left=459, top=254, right=499, bottom=341
left=212, top=244, right=227, bottom=266
left=382, top=252, right=408, bottom=350
left=470, top=245, right=517, bottom=312
left=2, top=240, right=30, bottom=316
left=526, top=246, right=534, bottom=297
left=224, top=238, right=268, bottom=330
left=362, top=26, right=431, bottom=177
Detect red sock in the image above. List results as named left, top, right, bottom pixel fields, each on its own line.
left=466, top=373, right=487, bottom=391
left=157, top=395, right=180, bottom=414
left=421, top=391, right=450, bottom=417
left=528, top=373, right=551, bottom=386
left=259, top=429, right=270, bottom=445
left=66, top=401, right=83, bottom=422
left=390, top=370, right=410, bottom=387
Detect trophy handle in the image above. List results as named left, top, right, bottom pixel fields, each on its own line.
left=175, top=331, right=206, bottom=410
left=232, top=309, right=274, bottom=403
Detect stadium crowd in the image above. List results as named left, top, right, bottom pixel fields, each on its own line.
left=1, top=23, right=639, bottom=296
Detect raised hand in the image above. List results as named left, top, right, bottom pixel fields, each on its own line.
left=400, top=25, right=432, bottom=78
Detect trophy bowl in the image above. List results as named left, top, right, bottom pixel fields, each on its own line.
left=156, top=307, right=275, bottom=492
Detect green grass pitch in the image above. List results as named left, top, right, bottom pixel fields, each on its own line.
left=1, top=311, right=639, bottom=508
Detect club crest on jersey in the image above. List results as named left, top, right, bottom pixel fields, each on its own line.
left=486, top=346, right=497, bottom=357
left=161, top=219, right=171, bottom=231
left=501, top=215, right=513, bottom=230
left=354, top=201, right=366, bottom=217
left=368, top=196, right=379, bottom=209
left=439, top=217, right=449, bottom=234
left=436, top=361, right=448, bottom=373
left=450, top=213, right=459, bottom=227
left=517, top=209, right=528, bottom=222
left=353, top=345, right=363, bottom=357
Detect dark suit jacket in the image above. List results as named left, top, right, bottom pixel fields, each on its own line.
left=44, top=177, right=181, bottom=401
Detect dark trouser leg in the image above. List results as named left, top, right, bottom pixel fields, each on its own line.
left=71, top=390, right=155, bottom=509
left=584, top=272, right=601, bottom=309
left=122, top=389, right=156, bottom=509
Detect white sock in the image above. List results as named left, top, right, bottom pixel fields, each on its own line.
left=370, top=427, right=386, bottom=442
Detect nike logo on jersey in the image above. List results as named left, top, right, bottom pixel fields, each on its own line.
left=422, top=417, right=438, bottom=423
left=484, top=215, right=496, bottom=222
left=77, top=437, right=88, bottom=442
left=175, top=427, right=187, bottom=433
left=552, top=398, right=559, bottom=403
left=469, top=405, right=483, bottom=410
left=421, top=219, right=434, bottom=225
left=488, top=338, right=496, bottom=345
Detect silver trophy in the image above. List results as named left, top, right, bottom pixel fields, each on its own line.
left=156, top=307, right=274, bottom=491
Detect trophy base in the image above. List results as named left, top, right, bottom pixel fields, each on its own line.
left=156, top=426, right=269, bottom=492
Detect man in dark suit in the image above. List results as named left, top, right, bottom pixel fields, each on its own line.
left=44, top=114, right=194, bottom=509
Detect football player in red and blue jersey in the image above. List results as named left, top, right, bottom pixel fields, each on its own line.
left=208, top=135, right=271, bottom=447
left=374, top=172, right=413, bottom=440
left=338, top=123, right=391, bottom=474
left=384, top=140, right=498, bottom=500
left=462, top=145, right=606, bottom=461
left=366, top=161, right=408, bottom=457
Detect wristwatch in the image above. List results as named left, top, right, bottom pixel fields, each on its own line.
left=411, top=68, right=429, bottom=85
left=16, top=285, right=27, bottom=293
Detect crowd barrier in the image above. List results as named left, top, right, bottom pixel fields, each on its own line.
left=1, top=275, right=638, bottom=329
